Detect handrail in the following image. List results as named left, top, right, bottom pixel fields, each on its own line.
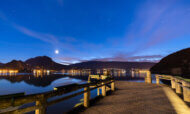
left=0, top=78, right=115, bottom=114
left=154, top=74, right=190, bottom=103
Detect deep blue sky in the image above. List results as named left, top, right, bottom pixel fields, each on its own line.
left=0, top=0, right=190, bottom=64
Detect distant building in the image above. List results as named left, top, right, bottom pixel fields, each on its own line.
left=64, top=68, right=127, bottom=76
left=33, top=69, right=55, bottom=76
left=65, top=69, right=91, bottom=76
left=0, top=69, right=19, bottom=76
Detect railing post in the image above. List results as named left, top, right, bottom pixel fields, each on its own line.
left=111, top=80, right=115, bottom=91
left=146, top=71, right=152, bottom=84
left=35, top=95, right=47, bottom=114
left=84, top=86, right=90, bottom=108
left=144, top=77, right=147, bottom=83
left=171, top=77, right=176, bottom=89
left=182, top=81, right=190, bottom=102
left=175, top=80, right=182, bottom=94
left=102, top=82, right=106, bottom=96
left=88, top=76, right=91, bottom=83
left=156, top=75, right=160, bottom=84
left=97, top=88, right=100, bottom=96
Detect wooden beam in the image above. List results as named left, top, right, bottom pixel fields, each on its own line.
left=111, top=81, right=115, bottom=91
left=175, top=82, right=182, bottom=94
left=84, top=87, right=90, bottom=108
left=156, top=75, right=160, bottom=84
left=35, top=95, right=47, bottom=114
left=182, top=81, right=190, bottom=102
left=102, top=82, right=106, bottom=97
left=171, top=78, right=176, bottom=89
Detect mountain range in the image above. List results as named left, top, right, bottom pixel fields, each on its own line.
left=0, top=56, right=155, bottom=72
left=25, top=56, right=67, bottom=70
left=0, top=56, right=66, bottom=72
left=68, top=61, right=155, bottom=70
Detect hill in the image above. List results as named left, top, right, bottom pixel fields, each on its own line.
left=25, top=56, right=66, bottom=70
left=68, top=61, right=155, bottom=70
left=2, top=60, right=30, bottom=72
left=0, top=62, right=3, bottom=67
left=0, top=56, right=156, bottom=72
left=151, top=48, right=190, bottom=78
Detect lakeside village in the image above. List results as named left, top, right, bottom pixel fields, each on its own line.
left=0, top=68, right=144, bottom=77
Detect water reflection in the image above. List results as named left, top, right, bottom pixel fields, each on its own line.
left=0, top=75, right=64, bottom=87
left=0, top=69, right=19, bottom=76
left=0, top=74, right=85, bottom=95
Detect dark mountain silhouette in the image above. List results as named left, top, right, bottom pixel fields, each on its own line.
left=151, top=48, right=190, bottom=78
left=1, top=60, right=30, bottom=72
left=68, top=61, right=155, bottom=70
left=0, top=62, right=3, bottom=67
left=25, top=56, right=67, bottom=70
left=0, top=56, right=155, bottom=72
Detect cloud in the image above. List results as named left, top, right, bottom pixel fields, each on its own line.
left=0, top=11, right=79, bottom=53
left=12, top=24, right=79, bottom=53
left=13, top=24, right=60, bottom=46
left=56, top=54, right=163, bottom=65
left=0, top=11, right=104, bottom=60
left=0, top=11, right=59, bottom=46
left=122, top=0, right=190, bottom=54
left=140, top=4, right=190, bottom=49
left=55, top=56, right=83, bottom=65
left=92, top=54, right=163, bottom=63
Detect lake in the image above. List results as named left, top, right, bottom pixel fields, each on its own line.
left=0, top=74, right=157, bottom=113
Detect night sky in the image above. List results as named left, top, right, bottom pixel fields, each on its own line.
left=0, top=0, right=190, bottom=64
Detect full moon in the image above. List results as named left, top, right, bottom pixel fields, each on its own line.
left=55, top=50, right=59, bottom=54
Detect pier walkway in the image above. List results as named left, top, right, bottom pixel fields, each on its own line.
left=81, top=81, right=190, bottom=114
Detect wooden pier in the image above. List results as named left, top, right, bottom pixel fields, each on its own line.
left=81, top=81, right=190, bottom=114
left=81, top=71, right=190, bottom=114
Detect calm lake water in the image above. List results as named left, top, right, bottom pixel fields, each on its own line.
left=0, top=74, right=157, bottom=113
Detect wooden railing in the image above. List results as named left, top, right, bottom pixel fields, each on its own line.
left=0, top=78, right=115, bottom=114
left=154, top=74, right=190, bottom=102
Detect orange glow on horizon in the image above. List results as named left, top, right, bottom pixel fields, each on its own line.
left=0, top=69, right=19, bottom=76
